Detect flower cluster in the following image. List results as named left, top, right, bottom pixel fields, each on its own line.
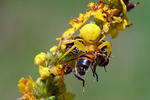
left=18, top=0, right=138, bottom=100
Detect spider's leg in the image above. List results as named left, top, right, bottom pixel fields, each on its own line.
left=99, top=34, right=106, bottom=42
left=57, top=45, right=76, bottom=63
left=57, top=39, right=86, bottom=63
left=98, top=41, right=112, bottom=61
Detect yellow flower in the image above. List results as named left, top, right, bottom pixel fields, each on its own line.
left=111, top=8, right=119, bottom=15
left=92, top=9, right=106, bottom=21
left=112, top=16, right=122, bottom=23
left=21, top=93, right=36, bottom=100
left=103, top=4, right=109, bottom=11
left=34, top=52, right=47, bottom=66
left=106, top=17, right=129, bottom=39
left=88, top=2, right=94, bottom=7
left=50, top=45, right=58, bottom=52
left=39, top=66, right=50, bottom=79
left=69, top=11, right=91, bottom=32
left=18, top=76, right=36, bottom=100
left=117, top=17, right=129, bottom=30
left=103, top=22, right=110, bottom=33
left=59, top=0, right=129, bottom=41
left=49, top=64, right=62, bottom=76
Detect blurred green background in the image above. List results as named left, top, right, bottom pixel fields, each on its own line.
left=0, top=0, right=149, bottom=100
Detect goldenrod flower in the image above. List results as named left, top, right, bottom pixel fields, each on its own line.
left=102, top=22, right=110, bottom=33
left=92, top=9, right=106, bottom=22
left=50, top=46, right=58, bottom=52
left=39, top=66, right=50, bottom=79
left=107, top=17, right=129, bottom=38
left=88, top=2, right=94, bottom=8
left=69, top=12, right=91, bottom=31
left=18, top=76, right=35, bottom=94
left=34, top=52, right=47, bottom=66
left=117, top=18, right=129, bottom=30
left=87, top=0, right=133, bottom=38
left=21, top=93, right=36, bottom=100
left=18, top=76, right=36, bottom=100
left=57, top=0, right=139, bottom=41
left=49, top=65, right=61, bottom=76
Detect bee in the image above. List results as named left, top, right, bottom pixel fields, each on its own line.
left=73, top=50, right=110, bottom=90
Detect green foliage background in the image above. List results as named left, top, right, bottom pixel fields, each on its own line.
left=0, top=0, right=149, bottom=100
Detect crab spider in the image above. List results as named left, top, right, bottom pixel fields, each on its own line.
left=57, top=24, right=112, bottom=64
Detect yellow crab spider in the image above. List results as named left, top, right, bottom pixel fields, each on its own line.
left=57, top=23, right=112, bottom=63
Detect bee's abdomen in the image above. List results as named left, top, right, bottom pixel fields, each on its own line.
left=76, top=54, right=94, bottom=76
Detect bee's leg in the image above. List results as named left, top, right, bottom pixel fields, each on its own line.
left=91, top=64, right=98, bottom=82
left=73, top=70, right=85, bottom=93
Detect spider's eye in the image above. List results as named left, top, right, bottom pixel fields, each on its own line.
left=79, top=23, right=101, bottom=43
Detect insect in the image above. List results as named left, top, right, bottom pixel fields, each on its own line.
left=73, top=50, right=110, bottom=91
